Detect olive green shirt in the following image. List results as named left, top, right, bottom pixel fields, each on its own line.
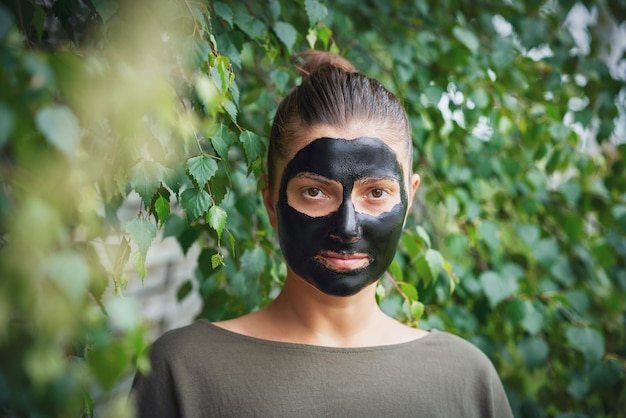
left=132, top=320, right=513, bottom=418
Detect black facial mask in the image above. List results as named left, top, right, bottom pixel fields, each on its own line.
left=276, top=137, right=408, bottom=297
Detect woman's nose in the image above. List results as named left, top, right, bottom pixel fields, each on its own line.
left=329, top=199, right=362, bottom=243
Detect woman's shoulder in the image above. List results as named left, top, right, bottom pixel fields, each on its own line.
left=426, top=329, right=483, bottom=349
left=420, top=330, right=498, bottom=371
left=148, top=320, right=225, bottom=359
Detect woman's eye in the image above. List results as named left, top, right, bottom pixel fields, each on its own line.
left=304, top=187, right=324, bottom=198
left=368, top=189, right=387, bottom=199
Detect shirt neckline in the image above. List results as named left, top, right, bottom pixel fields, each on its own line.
left=198, top=319, right=437, bottom=353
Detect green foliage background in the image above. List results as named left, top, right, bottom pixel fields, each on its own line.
left=0, top=0, right=625, bottom=417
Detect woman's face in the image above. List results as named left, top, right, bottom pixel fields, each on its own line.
left=264, top=124, right=420, bottom=297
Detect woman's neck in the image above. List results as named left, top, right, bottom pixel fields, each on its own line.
left=263, top=273, right=392, bottom=347
left=213, top=271, right=428, bottom=348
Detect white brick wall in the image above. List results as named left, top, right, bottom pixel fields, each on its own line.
left=125, top=234, right=202, bottom=341
left=108, top=192, right=203, bottom=340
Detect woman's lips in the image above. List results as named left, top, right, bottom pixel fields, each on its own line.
left=314, top=250, right=371, bottom=272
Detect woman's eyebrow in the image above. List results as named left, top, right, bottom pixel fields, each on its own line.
left=355, top=176, right=399, bottom=186
left=293, top=172, right=334, bottom=185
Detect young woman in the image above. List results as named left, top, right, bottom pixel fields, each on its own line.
left=132, top=51, right=513, bottom=418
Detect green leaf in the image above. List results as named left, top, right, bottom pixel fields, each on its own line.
left=125, top=217, right=157, bottom=260
left=180, top=188, right=212, bottom=220
left=550, top=257, right=575, bottom=285
left=388, top=260, right=403, bottom=280
left=191, top=35, right=211, bottom=68
left=270, top=69, right=290, bottom=94
left=163, top=214, right=186, bottom=238
left=521, top=301, right=544, bottom=335
left=446, top=194, right=459, bottom=219
left=558, top=181, right=581, bottom=208
left=210, top=55, right=230, bottom=94
left=518, top=17, right=547, bottom=48
left=273, top=21, right=297, bottom=52
left=197, top=249, right=216, bottom=277
left=266, top=0, right=280, bottom=19
left=416, top=249, right=444, bottom=284
left=567, top=374, right=590, bottom=402
left=222, top=99, right=238, bottom=122
left=306, top=27, right=317, bottom=48
left=590, top=360, right=622, bottom=389
left=317, top=25, right=332, bottom=48
left=213, top=2, right=233, bottom=27
left=566, top=289, right=590, bottom=315
left=0, top=101, right=14, bottom=147
left=228, top=75, right=241, bottom=105
left=414, top=225, right=432, bottom=248
left=240, top=247, right=267, bottom=279
left=194, top=74, right=219, bottom=111
left=415, top=256, right=430, bottom=284
left=470, top=88, right=490, bottom=109
left=446, top=233, right=468, bottom=257
left=425, top=249, right=444, bottom=278
left=398, top=281, right=418, bottom=301
left=209, top=123, right=235, bottom=160
left=130, top=160, right=163, bottom=207
left=235, top=192, right=261, bottom=218
left=304, top=0, right=328, bottom=27
left=207, top=205, right=228, bottom=240
left=410, top=301, right=425, bottom=321
left=549, top=122, right=570, bottom=141
left=515, top=223, right=540, bottom=247
left=533, top=238, right=559, bottom=267
left=154, top=195, right=170, bottom=227
left=227, top=230, right=236, bottom=257
left=211, top=253, right=224, bottom=269
left=479, top=270, right=518, bottom=308
left=402, top=232, right=422, bottom=258
left=177, top=280, right=193, bottom=301
left=564, top=214, right=584, bottom=241
left=502, top=263, right=525, bottom=280
left=452, top=27, right=479, bottom=53
left=424, top=85, right=443, bottom=106
left=87, top=343, right=128, bottom=391
left=108, top=237, right=131, bottom=278
left=208, top=171, right=230, bottom=206
left=233, top=9, right=266, bottom=39
left=504, top=299, right=525, bottom=325
left=131, top=251, right=147, bottom=282
left=565, top=326, right=605, bottom=363
left=444, top=305, right=477, bottom=332
left=228, top=75, right=240, bottom=103
left=240, top=130, right=264, bottom=166
left=215, top=31, right=241, bottom=67
left=517, top=337, right=549, bottom=368
left=35, top=105, right=81, bottom=157
left=186, top=155, right=218, bottom=188
left=479, top=220, right=500, bottom=254
left=612, top=204, right=626, bottom=222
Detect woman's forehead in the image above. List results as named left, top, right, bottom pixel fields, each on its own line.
left=288, top=123, right=408, bottom=162
left=282, top=137, right=404, bottom=186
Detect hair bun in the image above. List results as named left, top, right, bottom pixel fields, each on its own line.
left=295, top=50, right=357, bottom=76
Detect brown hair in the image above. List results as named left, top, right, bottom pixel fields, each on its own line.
left=267, top=50, right=412, bottom=188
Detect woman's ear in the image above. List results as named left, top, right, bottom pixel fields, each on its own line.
left=262, top=181, right=278, bottom=229
left=407, top=173, right=421, bottom=210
